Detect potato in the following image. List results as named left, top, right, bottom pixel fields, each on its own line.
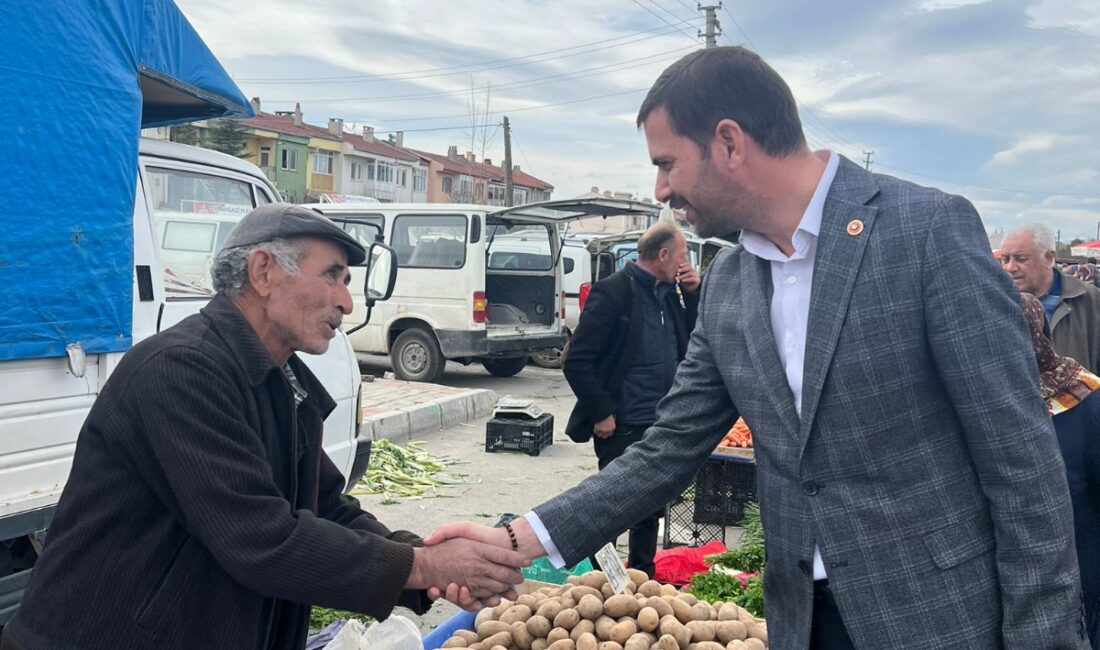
left=548, top=627, right=571, bottom=644
left=659, top=615, right=691, bottom=649
left=493, top=599, right=514, bottom=617
left=567, top=575, right=583, bottom=585
left=626, top=568, right=649, bottom=588
left=454, top=630, right=480, bottom=644
left=656, top=634, right=680, bottom=650
left=490, top=646, right=509, bottom=650
left=512, top=621, right=535, bottom=649
left=660, top=583, right=679, bottom=597
left=636, top=607, right=660, bottom=632
left=477, top=621, right=512, bottom=640
left=531, top=640, right=549, bottom=650
left=597, top=643, right=624, bottom=650
left=480, top=631, right=512, bottom=648
left=570, top=619, right=596, bottom=642
left=675, top=593, right=698, bottom=606
left=609, top=620, right=638, bottom=645
left=547, top=640, right=576, bottom=650
left=690, top=603, right=713, bottom=622
left=685, top=621, right=716, bottom=642
left=561, top=595, right=579, bottom=609
left=576, top=632, right=599, bottom=650
left=645, top=596, right=673, bottom=619
left=724, top=641, right=746, bottom=650
left=501, top=604, right=533, bottom=625
left=475, top=607, right=496, bottom=628
left=742, top=639, right=765, bottom=650
left=601, top=583, right=617, bottom=600
left=736, top=611, right=755, bottom=627
left=665, top=596, right=694, bottom=624
left=577, top=594, right=604, bottom=620
left=637, top=580, right=663, bottom=598
left=594, top=615, right=617, bottom=641
left=440, top=636, right=468, bottom=648
left=554, top=608, right=581, bottom=630
left=603, top=594, right=640, bottom=618
left=716, top=604, right=739, bottom=622
left=570, top=585, right=604, bottom=602
left=527, top=615, right=552, bottom=639
left=624, top=633, right=652, bottom=650
left=686, top=643, right=725, bottom=650
left=715, top=621, right=747, bottom=643
left=580, top=571, right=609, bottom=590
left=537, top=600, right=565, bottom=621
left=746, top=624, right=767, bottom=644
left=518, top=594, right=540, bottom=610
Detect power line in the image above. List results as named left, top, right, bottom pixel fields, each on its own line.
left=348, top=87, right=650, bottom=133
left=236, top=23, right=695, bottom=84
left=631, top=0, right=700, bottom=44
left=643, top=0, right=697, bottom=26
left=674, top=0, right=698, bottom=15
left=266, top=46, right=694, bottom=104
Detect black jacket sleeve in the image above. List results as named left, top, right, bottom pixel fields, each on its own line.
left=563, top=276, right=630, bottom=422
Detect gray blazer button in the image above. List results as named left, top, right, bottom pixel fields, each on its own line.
left=802, top=481, right=821, bottom=496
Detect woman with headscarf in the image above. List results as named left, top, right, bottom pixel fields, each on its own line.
left=1021, top=292, right=1100, bottom=647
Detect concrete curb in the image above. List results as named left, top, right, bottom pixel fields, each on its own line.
left=361, top=379, right=497, bottom=443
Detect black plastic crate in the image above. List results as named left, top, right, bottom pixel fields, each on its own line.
left=663, top=484, right=725, bottom=548
left=484, top=413, right=554, bottom=456
left=692, top=458, right=757, bottom=526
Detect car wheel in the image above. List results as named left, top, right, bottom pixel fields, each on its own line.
left=480, top=356, right=528, bottom=378
left=529, top=347, right=562, bottom=369
left=390, top=329, right=445, bottom=383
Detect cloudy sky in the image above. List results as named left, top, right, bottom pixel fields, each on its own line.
left=177, top=0, right=1100, bottom=241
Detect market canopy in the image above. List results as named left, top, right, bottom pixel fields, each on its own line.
left=1070, top=240, right=1100, bottom=257
left=0, top=0, right=252, bottom=361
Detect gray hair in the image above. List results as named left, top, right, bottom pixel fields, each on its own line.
left=211, top=238, right=306, bottom=297
left=1004, top=223, right=1056, bottom=255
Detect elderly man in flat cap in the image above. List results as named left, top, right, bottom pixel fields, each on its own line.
left=2, top=205, right=525, bottom=650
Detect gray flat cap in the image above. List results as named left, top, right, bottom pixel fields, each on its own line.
left=220, top=204, right=366, bottom=265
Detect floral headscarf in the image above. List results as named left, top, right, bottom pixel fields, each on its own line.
left=1020, top=292, right=1100, bottom=414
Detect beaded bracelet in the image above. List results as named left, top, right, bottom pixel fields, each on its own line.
left=502, top=521, right=519, bottom=552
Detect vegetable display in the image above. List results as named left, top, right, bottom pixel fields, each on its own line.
left=350, top=439, right=465, bottom=500
left=719, top=419, right=752, bottom=449
left=430, top=569, right=768, bottom=650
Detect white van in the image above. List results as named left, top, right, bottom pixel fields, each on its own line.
left=529, top=238, right=591, bottom=368
left=0, top=140, right=395, bottom=621
left=307, top=199, right=659, bottom=382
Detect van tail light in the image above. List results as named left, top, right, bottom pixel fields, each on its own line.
left=473, top=291, right=488, bottom=323
left=579, top=282, right=592, bottom=312
left=561, top=291, right=566, bottom=320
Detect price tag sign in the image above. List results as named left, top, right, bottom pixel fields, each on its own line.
left=593, top=542, right=630, bottom=595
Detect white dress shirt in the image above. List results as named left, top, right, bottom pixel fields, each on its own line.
left=739, top=150, right=838, bottom=580
left=528, top=151, right=840, bottom=575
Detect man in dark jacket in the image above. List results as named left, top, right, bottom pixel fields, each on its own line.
left=562, top=222, right=700, bottom=576
left=2, top=205, right=525, bottom=650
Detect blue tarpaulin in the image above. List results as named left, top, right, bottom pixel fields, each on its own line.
left=0, top=1, right=251, bottom=361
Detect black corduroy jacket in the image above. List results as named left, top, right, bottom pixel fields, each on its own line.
left=7, top=294, right=428, bottom=650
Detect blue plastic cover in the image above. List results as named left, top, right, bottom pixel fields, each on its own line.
left=0, top=1, right=252, bottom=361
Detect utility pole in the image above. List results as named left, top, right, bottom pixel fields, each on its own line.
left=862, top=151, right=875, bottom=171
left=503, top=115, right=514, bottom=207
left=699, top=3, right=722, bottom=48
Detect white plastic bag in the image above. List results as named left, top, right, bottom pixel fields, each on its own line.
left=359, top=615, right=424, bottom=650
left=320, top=619, right=368, bottom=650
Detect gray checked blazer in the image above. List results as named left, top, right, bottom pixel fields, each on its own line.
left=533, top=157, right=1088, bottom=648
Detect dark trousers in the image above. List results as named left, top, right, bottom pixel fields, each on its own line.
left=810, top=580, right=855, bottom=650
left=591, top=425, right=662, bottom=578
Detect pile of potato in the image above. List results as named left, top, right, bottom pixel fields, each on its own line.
left=431, top=569, right=768, bottom=650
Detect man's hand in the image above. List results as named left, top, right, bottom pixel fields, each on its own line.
left=406, top=537, right=527, bottom=601
left=593, top=414, right=616, bottom=438
left=676, top=262, right=701, bottom=293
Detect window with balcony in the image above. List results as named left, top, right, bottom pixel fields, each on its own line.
left=368, top=160, right=393, bottom=183
left=350, top=162, right=363, bottom=181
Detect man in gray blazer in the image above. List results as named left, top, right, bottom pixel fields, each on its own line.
left=430, top=47, right=1087, bottom=648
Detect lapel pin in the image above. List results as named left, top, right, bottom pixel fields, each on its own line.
left=846, top=219, right=864, bottom=236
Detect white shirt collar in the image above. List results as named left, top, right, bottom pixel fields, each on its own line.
left=740, top=151, right=840, bottom=262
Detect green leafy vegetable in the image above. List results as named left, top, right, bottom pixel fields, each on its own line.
left=350, top=439, right=466, bottom=501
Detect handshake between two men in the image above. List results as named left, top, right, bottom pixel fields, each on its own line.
left=408, top=518, right=547, bottom=611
